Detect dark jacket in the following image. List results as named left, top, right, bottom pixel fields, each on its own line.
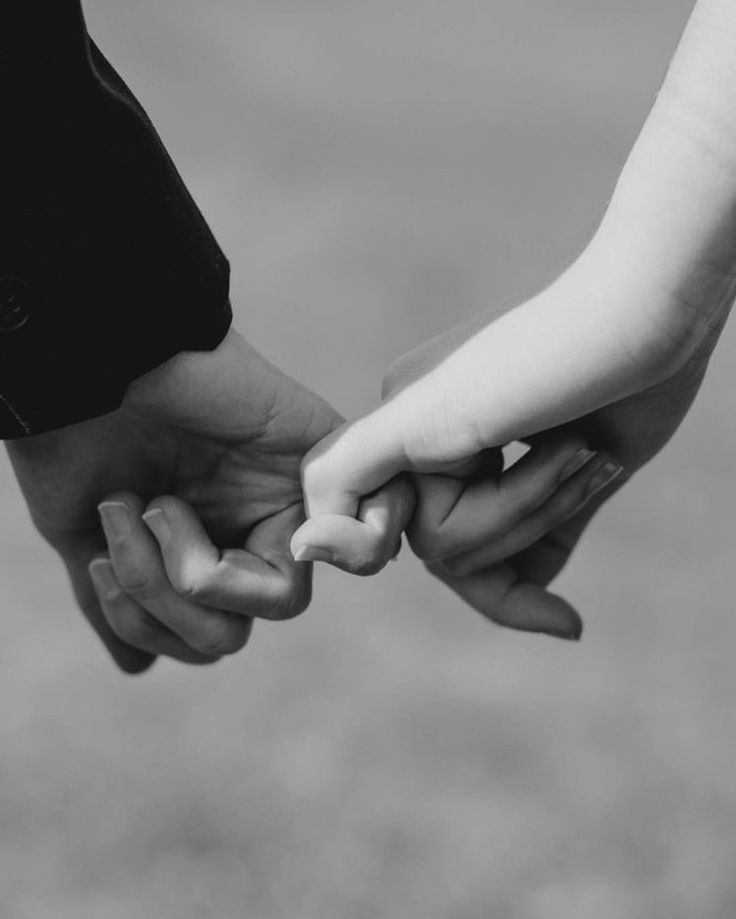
left=0, top=0, right=232, bottom=437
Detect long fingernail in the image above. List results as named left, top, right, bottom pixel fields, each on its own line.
left=544, top=625, right=583, bottom=642
left=89, top=559, right=120, bottom=601
left=142, top=508, right=171, bottom=549
left=586, top=460, right=624, bottom=499
left=559, top=448, right=596, bottom=483
left=293, top=545, right=335, bottom=564
left=98, top=502, right=130, bottom=542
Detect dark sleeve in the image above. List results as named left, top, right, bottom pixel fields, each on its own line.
left=0, top=0, right=232, bottom=438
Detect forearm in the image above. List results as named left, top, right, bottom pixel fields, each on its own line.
left=586, top=0, right=736, bottom=327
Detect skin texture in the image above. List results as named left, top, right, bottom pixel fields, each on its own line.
left=294, top=253, right=729, bottom=636
left=293, top=0, right=736, bottom=634
left=10, top=1, right=736, bottom=665
left=6, top=329, right=409, bottom=672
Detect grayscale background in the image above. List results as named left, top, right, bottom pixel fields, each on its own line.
left=2, top=1, right=733, bottom=916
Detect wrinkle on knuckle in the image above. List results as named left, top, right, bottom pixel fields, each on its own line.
left=263, top=576, right=310, bottom=621
left=353, top=557, right=386, bottom=577
left=171, top=561, right=209, bottom=602
left=264, top=596, right=301, bottom=622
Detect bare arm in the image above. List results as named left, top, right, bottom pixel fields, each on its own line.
left=292, top=0, right=736, bottom=637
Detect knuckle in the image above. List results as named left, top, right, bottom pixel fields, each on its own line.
left=191, top=634, right=230, bottom=657
left=437, top=554, right=475, bottom=579
left=117, top=572, right=159, bottom=602
left=170, top=560, right=208, bottom=602
left=424, top=558, right=451, bottom=581
left=344, top=537, right=397, bottom=577
left=406, top=520, right=444, bottom=561
left=262, top=575, right=311, bottom=621
left=191, top=619, right=251, bottom=657
left=351, top=557, right=387, bottom=577
left=263, top=596, right=302, bottom=622
left=110, top=610, right=158, bottom=649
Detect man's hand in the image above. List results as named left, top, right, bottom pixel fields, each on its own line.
left=6, top=329, right=407, bottom=673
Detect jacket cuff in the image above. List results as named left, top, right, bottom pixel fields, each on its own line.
left=0, top=3, right=233, bottom=438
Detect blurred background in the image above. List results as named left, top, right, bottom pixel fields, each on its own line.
left=3, top=1, right=735, bottom=916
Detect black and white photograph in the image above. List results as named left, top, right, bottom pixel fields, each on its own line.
left=1, top=1, right=734, bottom=916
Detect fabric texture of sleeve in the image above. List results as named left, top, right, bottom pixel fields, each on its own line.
left=0, top=0, right=232, bottom=438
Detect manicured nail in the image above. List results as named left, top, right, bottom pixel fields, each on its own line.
left=559, top=448, right=596, bottom=483
left=89, top=559, right=120, bottom=601
left=293, top=545, right=336, bottom=564
left=585, top=460, right=624, bottom=499
left=544, top=625, right=583, bottom=642
left=142, top=508, right=171, bottom=549
left=98, top=502, right=130, bottom=542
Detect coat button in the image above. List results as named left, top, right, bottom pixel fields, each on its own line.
left=0, top=278, right=31, bottom=331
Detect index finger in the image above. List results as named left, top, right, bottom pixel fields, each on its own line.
left=427, top=557, right=583, bottom=642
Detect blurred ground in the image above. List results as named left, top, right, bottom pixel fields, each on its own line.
left=3, top=1, right=736, bottom=917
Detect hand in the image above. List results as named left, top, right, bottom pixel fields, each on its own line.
left=6, top=329, right=408, bottom=673
left=293, top=249, right=729, bottom=639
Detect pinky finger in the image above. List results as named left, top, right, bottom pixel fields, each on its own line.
left=89, top=560, right=223, bottom=665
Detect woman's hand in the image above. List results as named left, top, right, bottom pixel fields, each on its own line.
left=292, top=249, right=728, bottom=637
left=294, top=0, right=736, bottom=639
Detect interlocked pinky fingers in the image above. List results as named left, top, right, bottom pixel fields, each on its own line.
left=143, top=497, right=312, bottom=621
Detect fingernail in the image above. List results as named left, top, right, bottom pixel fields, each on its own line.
left=293, top=545, right=335, bottom=564
left=98, top=502, right=130, bottom=542
left=585, top=460, right=624, bottom=499
left=559, top=448, right=596, bottom=483
left=89, top=559, right=120, bottom=601
left=142, top=508, right=171, bottom=549
left=544, top=625, right=583, bottom=642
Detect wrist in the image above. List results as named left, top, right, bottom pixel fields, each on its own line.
left=585, top=102, right=736, bottom=329
left=122, top=327, right=249, bottom=420
left=562, top=216, right=729, bottom=388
